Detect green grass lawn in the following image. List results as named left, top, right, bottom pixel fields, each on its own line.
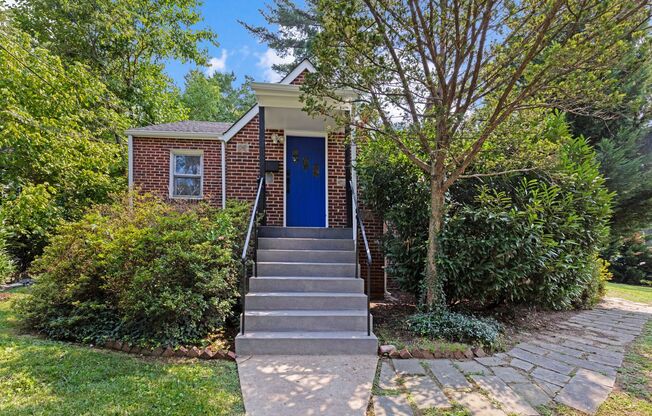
left=0, top=289, right=244, bottom=416
left=606, top=282, right=652, bottom=305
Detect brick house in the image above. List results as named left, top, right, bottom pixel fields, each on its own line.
left=126, top=60, right=382, bottom=354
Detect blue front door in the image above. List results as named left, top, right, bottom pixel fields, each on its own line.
left=286, top=136, right=326, bottom=227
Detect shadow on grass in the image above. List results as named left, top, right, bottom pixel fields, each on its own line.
left=0, top=294, right=244, bottom=416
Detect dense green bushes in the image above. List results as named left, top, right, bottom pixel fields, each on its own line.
left=0, top=231, right=15, bottom=283
left=407, top=311, right=504, bottom=349
left=358, top=130, right=613, bottom=311
left=17, top=193, right=248, bottom=347
left=607, top=233, right=652, bottom=286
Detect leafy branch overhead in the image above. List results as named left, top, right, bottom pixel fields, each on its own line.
left=306, top=0, right=649, bottom=188
left=303, top=0, right=651, bottom=308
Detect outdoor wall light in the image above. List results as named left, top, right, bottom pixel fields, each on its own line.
left=271, top=133, right=284, bottom=144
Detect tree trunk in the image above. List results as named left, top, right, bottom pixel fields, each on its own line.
left=425, top=173, right=446, bottom=310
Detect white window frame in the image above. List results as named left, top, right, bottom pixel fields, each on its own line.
left=169, top=149, right=204, bottom=199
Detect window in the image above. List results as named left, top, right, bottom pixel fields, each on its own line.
left=170, top=150, right=203, bottom=198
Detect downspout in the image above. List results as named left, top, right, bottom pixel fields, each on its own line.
left=221, top=140, right=226, bottom=209
left=127, top=135, right=134, bottom=188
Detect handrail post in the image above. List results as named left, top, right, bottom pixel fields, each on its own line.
left=240, top=177, right=265, bottom=336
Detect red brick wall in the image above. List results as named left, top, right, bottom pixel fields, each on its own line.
left=289, top=69, right=310, bottom=85
left=132, top=137, right=222, bottom=204
left=224, top=115, right=350, bottom=228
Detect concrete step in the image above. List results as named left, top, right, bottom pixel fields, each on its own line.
left=257, top=262, right=356, bottom=277
left=259, top=226, right=353, bottom=239
left=258, top=237, right=354, bottom=251
left=245, top=292, right=368, bottom=310
left=244, top=310, right=370, bottom=332
left=235, top=331, right=378, bottom=355
left=249, top=276, right=364, bottom=293
left=257, top=249, right=356, bottom=264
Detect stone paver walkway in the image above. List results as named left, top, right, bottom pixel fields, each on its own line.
left=237, top=354, right=377, bottom=416
left=372, top=298, right=652, bottom=416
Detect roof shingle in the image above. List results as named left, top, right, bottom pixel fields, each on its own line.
left=127, top=120, right=233, bottom=135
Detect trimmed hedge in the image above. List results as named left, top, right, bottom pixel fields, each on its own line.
left=17, top=193, right=248, bottom=347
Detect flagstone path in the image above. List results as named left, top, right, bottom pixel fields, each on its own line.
left=372, top=297, right=652, bottom=416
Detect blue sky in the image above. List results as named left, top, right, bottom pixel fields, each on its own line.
left=165, top=1, right=296, bottom=89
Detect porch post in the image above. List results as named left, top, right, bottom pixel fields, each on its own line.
left=345, top=126, right=353, bottom=228
left=258, top=106, right=266, bottom=223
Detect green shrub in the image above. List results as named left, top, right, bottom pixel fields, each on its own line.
left=407, top=311, right=503, bottom=348
left=358, top=130, right=612, bottom=310
left=17, top=193, right=248, bottom=347
left=607, top=233, right=652, bottom=286
left=0, top=230, right=15, bottom=283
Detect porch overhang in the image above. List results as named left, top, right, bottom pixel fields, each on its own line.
left=251, top=82, right=356, bottom=132
left=251, top=82, right=356, bottom=111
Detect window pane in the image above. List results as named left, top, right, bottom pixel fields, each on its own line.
left=174, top=177, right=201, bottom=197
left=175, top=155, right=201, bottom=175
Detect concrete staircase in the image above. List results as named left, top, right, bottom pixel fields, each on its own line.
left=235, top=226, right=378, bottom=355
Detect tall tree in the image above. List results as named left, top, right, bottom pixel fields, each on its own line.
left=569, top=36, right=652, bottom=237
left=10, top=0, right=217, bottom=125
left=0, top=20, right=129, bottom=268
left=241, top=0, right=319, bottom=74
left=181, top=70, right=256, bottom=122
left=305, top=0, right=650, bottom=309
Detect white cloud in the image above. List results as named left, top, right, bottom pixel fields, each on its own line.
left=257, top=48, right=294, bottom=82
left=205, top=50, right=228, bottom=76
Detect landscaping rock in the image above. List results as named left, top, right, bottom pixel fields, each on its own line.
left=151, top=347, right=164, bottom=356
left=398, top=348, right=413, bottom=359
left=379, top=345, right=397, bottom=356
left=113, top=341, right=123, bottom=351
left=187, top=346, right=201, bottom=358
left=463, top=349, right=474, bottom=359
left=175, top=347, right=189, bottom=357
left=410, top=348, right=425, bottom=359
left=473, top=347, right=486, bottom=358
left=162, top=347, right=175, bottom=357
left=389, top=348, right=402, bottom=358
left=121, top=343, right=132, bottom=353
left=226, top=351, right=237, bottom=360
left=200, top=348, right=215, bottom=359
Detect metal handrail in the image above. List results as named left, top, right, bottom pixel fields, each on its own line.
left=349, top=180, right=372, bottom=336
left=240, top=177, right=265, bottom=335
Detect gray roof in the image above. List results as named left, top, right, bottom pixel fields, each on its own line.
left=126, top=120, right=233, bottom=136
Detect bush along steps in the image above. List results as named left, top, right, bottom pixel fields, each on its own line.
left=101, top=340, right=236, bottom=361
left=379, top=344, right=486, bottom=360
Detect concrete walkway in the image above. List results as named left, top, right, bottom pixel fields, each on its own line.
left=237, top=355, right=377, bottom=416
left=373, top=298, right=652, bottom=415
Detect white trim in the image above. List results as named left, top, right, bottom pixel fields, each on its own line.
left=283, top=133, right=287, bottom=227
left=223, top=59, right=318, bottom=143
left=222, top=105, right=258, bottom=142
left=221, top=141, right=226, bottom=209
left=325, top=134, right=329, bottom=228
left=284, top=134, right=328, bottom=227
left=125, top=130, right=223, bottom=140
left=279, top=59, right=316, bottom=85
left=285, top=129, right=328, bottom=137
left=169, top=149, right=204, bottom=199
left=127, top=135, right=134, bottom=188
